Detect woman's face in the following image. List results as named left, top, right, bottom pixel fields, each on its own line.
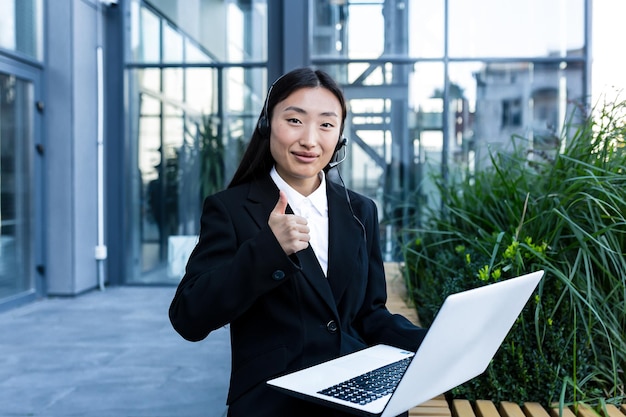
left=269, top=87, right=343, bottom=195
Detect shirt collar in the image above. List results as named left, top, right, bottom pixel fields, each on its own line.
left=270, top=166, right=328, bottom=217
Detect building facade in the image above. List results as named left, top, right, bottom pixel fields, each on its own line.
left=0, top=0, right=591, bottom=310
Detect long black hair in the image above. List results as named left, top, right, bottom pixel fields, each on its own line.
left=228, top=67, right=347, bottom=188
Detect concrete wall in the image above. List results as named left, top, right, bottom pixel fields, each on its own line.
left=45, top=0, right=100, bottom=295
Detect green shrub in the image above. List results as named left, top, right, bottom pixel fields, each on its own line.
left=403, top=99, right=626, bottom=407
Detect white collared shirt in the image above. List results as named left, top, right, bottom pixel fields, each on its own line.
left=270, top=166, right=329, bottom=276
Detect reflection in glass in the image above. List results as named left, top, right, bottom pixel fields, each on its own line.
left=409, top=63, right=445, bottom=215
left=185, top=41, right=213, bottom=64
left=310, top=0, right=444, bottom=59
left=408, top=1, right=444, bottom=58
left=130, top=2, right=258, bottom=66
left=127, top=7, right=270, bottom=283
left=448, top=61, right=585, bottom=174
left=130, top=66, right=269, bottom=283
left=138, top=68, right=161, bottom=95
left=221, top=67, right=267, bottom=184
left=185, top=68, right=215, bottom=115
left=163, top=68, right=184, bottom=103
left=0, top=0, right=43, bottom=60
left=317, top=62, right=449, bottom=257
left=131, top=4, right=161, bottom=63
left=163, top=22, right=183, bottom=63
left=0, top=73, right=33, bottom=299
left=449, top=0, right=584, bottom=58
left=135, top=96, right=203, bottom=282
left=137, top=93, right=161, bottom=276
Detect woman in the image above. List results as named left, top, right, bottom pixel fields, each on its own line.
left=169, top=67, right=427, bottom=416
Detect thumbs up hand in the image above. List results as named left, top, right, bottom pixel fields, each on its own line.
left=268, top=191, right=310, bottom=255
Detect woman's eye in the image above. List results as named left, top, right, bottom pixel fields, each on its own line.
left=321, top=122, right=334, bottom=128
left=287, top=118, right=302, bottom=124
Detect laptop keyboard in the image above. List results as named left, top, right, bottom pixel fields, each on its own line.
left=317, top=357, right=411, bottom=406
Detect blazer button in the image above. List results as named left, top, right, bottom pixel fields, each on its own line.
left=326, top=320, right=338, bottom=333
left=272, top=270, right=285, bottom=281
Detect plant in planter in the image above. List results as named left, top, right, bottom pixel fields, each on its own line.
left=402, top=98, right=626, bottom=408
left=197, top=114, right=225, bottom=199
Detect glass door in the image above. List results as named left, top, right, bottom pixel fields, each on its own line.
left=0, top=67, right=39, bottom=305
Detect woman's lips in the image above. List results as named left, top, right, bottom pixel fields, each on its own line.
left=292, top=152, right=318, bottom=163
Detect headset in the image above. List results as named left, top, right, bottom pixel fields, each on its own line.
left=256, top=76, right=280, bottom=138
left=258, top=73, right=365, bottom=241
left=328, top=137, right=348, bottom=169
left=257, top=76, right=348, bottom=169
left=256, top=87, right=272, bottom=138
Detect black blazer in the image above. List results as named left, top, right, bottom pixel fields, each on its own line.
left=169, top=174, right=427, bottom=416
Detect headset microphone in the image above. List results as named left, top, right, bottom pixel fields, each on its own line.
left=328, top=137, right=348, bottom=169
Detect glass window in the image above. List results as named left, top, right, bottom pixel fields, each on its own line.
left=133, top=0, right=267, bottom=63
left=163, top=68, right=183, bottom=103
left=227, top=2, right=246, bottom=62
left=127, top=2, right=270, bottom=283
left=163, top=22, right=183, bottom=63
left=124, top=2, right=270, bottom=283
left=222, top=66, right=267, bottom=182
left=0, top=1, right=17, bottom=51
left=137, top=93, right=162, bottom=278
left=448, top=60, right=585, bottom=173
left=449, top=0, right=585, bottom=58
left=185, top=68, right=215, bottom=115
left=347, top=2, right=385, bottom=58
left=311, top=0, right=385, bottom=58
left=0, top=72, right=34, bottom=299
left=316, top=62, right=446, bottom=255
left=185, top=40, right=213, bottom=64
left=129, top=67, right=225, bottom=284
left=408, top=0, right=444, bottom=58
left=137, top=68, right=161, bottom=94
left=311, top=0, right=444, bottom=59
left=225, top=1, right=267, bottom=62
left=0, top=0, right=43, bottom=60
left=130, top=4, right=161, bottom=63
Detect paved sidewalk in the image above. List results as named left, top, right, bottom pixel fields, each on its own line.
left=0, top=286, right=231, bottom=417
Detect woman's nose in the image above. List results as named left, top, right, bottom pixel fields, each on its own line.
left=299, top=126, right=318, bottom=147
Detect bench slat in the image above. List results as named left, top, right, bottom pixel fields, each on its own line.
left=409, top=406, right=453, bottom=416
left=419, top=397, right=449, bottom=408
left=410, top=396, right=452, bottom=416
left=602, top=404, right=626, bottom=417
left=549, top=405, right=577, bottom=417
left=476, top=400, right=501, bottom=417
left=524, top=402, right=552, bottom=417
left=576, top=404, right=599, bottom=417
left=452, top=399, right=477, bottom=417
left=500, top=401, right=527, bottom=417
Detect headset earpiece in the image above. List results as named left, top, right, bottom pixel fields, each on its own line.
left=257, top=76, right=283, bottom=139
left=257, top=116, right=270, bottom=138
left=335, top=136, right=348, bottom=152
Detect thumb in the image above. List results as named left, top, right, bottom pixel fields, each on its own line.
left=272, top=190, right=288, bottom=215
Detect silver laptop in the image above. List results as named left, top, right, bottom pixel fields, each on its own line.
left=267, top=270, right=544, bottom=417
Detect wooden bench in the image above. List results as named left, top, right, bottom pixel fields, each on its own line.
left=449, top=399, right=626, bottom=417
left=383, top=262, right=625, bottom=417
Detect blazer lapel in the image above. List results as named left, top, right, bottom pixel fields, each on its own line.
left=326, top=180, right=367, bottom=306
left=295, top=245, right=339, bottom=317
left=244, top=176, right=281, bottom=229
left=244, top=175, right=339, bottom=315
